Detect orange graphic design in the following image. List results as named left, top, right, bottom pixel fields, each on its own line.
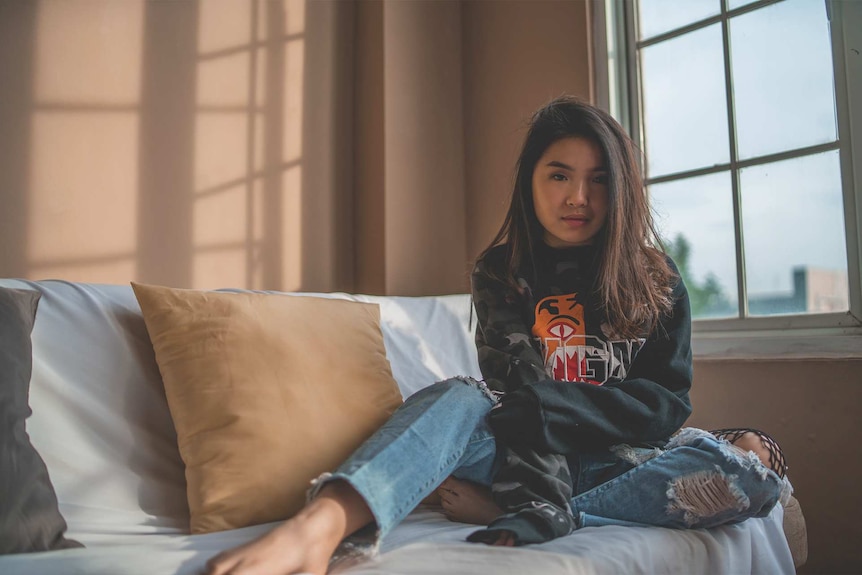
left=532, top=293, right=596, bottom=383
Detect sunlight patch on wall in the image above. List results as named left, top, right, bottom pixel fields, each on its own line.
left=197, top=0, right=251, bottom=54
left=34, top=0, right=143, bottom=103
left=197, top=52, right=250, bottom=108
left=193, top=186, right=248, bottom=247
left=28, top=113, right=140, bottom=280
left=250, top=178, right=268, bottom=289
left=191, top=0, right=305, bottom=291
left=27, top=0, right=144, bottom=283
left=254, top=110, right=267, bottom=173
left=284, top=0, right=307, bottom=36
left=193, top=0, right=253, bottom=290
left=194, top=115, right=249, bottom=192
left=29, top=259, right=138, bottom=286
left=193, top=248, right=249, bottom=290
left=279, top=1, right=306, bottom=291
left=283, top=38, right=304, bottom=164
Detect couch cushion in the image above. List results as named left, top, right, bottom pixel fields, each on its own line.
left=132, top=283, right=403, bottom=534
left=0, top=287, right=81, bottom=553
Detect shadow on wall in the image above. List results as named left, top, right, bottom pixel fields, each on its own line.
left=0, top=0, right=343, bottom=292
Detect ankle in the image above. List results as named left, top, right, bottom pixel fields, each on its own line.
left=314, top=480, right=375, bottom=538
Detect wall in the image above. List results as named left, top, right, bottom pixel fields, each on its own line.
left=353, top=0, right=593, bottom=295
left=0, top=0, right=589, bottom=295
left=689, top=359, right=862, bottom=574
left=0, top=0, right=592, bottom=295
left=353, top=0, right=468, bottom=296
left=462, top=0, right=593, bottom=261
left=0, top=0, right=353, bottom=292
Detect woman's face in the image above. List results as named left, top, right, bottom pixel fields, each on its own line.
left=531, top=137, right=609, bottom=248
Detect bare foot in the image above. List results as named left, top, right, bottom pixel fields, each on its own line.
left=438, top=477, right=503, bottom=526
left=205, top=481, right=372, bottom=575
left=421, top=489, right=442, bottom=506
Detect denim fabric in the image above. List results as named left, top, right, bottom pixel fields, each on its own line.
left=314, top=378, right=788, bottom=547
left=571, top=429, right=789, bottom=529
left=310, top=377, right=502, bottom=543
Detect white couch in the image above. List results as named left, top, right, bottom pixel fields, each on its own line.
left=0, top=279, right=797, bottom=574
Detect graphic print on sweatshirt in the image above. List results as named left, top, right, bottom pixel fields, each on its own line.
left=532, top=293, right=646, bottom=385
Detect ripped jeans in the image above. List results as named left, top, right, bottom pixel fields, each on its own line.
left=310, top=377, right=791, bottom=548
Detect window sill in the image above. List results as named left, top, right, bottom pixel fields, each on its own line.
left=692, top=329, right=862, bottom=361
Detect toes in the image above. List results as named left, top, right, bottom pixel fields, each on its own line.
left=204, top=552, right=239, bottom=575
left=445, top=477, right=468, bottom=490
left=440, top=486, right=459, bottom=500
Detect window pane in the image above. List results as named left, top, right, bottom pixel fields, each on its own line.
left=741, top=151, right=848, bottom=315
left=650, top=172, right=738, bottom=319
left=638, top=0, right=719, bottom=40
left=641, top=25, right=729, bottom=177
left=730, top=0, right=837, bottom=160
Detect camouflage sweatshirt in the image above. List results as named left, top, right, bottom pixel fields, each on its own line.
left=473, top=242, right=693, bottom=452
left=467, top=242, right=692, bottom=544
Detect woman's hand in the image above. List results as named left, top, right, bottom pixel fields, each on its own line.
left=436, top=477, right=503, bottom=526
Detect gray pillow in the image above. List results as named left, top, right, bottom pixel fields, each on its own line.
left=0, top=287, right=81, bottom=553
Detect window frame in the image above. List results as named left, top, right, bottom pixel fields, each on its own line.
left=592, top=0, right=862, bottom=359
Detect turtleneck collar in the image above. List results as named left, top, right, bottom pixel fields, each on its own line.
left=534, top=239, right=598, bottom=263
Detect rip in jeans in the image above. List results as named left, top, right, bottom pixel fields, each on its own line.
left=451, top=375, right=502, bottom=404
left=665, top=427, right=794, bottom=521
left=666, top=466, right=750, bottom=527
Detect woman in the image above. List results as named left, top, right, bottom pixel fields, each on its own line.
left=206, top=96, right=789, bottom=575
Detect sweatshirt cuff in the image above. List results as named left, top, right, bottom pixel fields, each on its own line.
left=488, top=385, right=543, bottom=447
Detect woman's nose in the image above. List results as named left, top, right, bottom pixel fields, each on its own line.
left=566, top=180, right=589, bottom=207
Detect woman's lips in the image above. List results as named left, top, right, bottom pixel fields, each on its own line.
left=562, top=215, right=589, bottom=228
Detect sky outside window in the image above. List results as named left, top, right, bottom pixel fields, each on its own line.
left=730, top=0, right=837, bottom=160
left=638, top=0, right=848, bottom=317
left=638, top=0, right=719, bottom=40
left=640, top=24, right=729, bottom=177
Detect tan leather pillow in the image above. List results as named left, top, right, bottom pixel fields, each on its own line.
left=131, top=283, right=403, bottom=534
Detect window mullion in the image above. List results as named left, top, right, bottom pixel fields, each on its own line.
left=646, top=141, right=841, bottom=187
left=624, top=0, right=641, bottom=148
left=829, top=0, right=862, bottom=322
left=720, top=0, right=747, bottom=319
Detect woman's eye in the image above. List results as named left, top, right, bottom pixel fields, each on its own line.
left=593, top=174, right=609, bottom=185
left=551, top=173, right=568, bottom=182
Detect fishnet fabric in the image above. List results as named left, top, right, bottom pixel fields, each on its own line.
left=710, top=428, right=788, bottom=479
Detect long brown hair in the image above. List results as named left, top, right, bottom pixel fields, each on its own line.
left=477, top=96, right=676, bottom=339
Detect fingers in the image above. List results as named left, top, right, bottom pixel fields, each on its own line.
left=492, top=531, right=516, bottom=547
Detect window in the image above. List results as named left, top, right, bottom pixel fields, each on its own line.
left=595, top=0, right=862, bottom=357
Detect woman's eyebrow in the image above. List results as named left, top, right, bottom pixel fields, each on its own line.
left=545, top=160, right=607, bottom=172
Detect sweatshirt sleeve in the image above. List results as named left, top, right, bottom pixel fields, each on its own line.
left=488, top=266, right=693, bottom=454
left=472, top=251, right=548, bottom=394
